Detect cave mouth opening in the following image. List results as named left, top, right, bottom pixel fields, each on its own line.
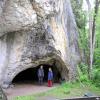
left=12, top=64, right=62, bottom=84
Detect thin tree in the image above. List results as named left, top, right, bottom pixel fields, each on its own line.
left=86, top=0, right=93, bottom=79
left=92, top=0, right=100, bottom=53
left=86, top=0, right=100, bottom=79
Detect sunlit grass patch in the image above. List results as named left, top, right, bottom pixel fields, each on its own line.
left=12, top=82, right=100, bottom=100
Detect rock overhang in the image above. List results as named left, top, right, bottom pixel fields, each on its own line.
left=0, top=0, right=60, bottom=37
left=0, top=0, right=80, bottom=88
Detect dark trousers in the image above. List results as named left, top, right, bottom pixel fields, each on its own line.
left=38, top=76, right=43, bottom=85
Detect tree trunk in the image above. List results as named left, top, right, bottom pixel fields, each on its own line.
left=86, top=0, right=100, bottom=79
left=92, top=0, right=100, bottom=53
left=86, top=0, right=93, bottom=79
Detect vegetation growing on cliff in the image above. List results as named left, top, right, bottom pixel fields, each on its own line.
left=71, top=0, right=100, bottom=87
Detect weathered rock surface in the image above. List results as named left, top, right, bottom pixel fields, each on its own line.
left=0, top=0, right=80, bottom=87
left=0, top=86, right=7, bottom=100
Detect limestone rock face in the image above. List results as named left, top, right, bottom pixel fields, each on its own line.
left=0, top=0, right=80, bottom=87
left=0, top=0, right=37, bottom=36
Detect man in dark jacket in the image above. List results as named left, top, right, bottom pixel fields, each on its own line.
left=37, top=66, right=44, bottom=85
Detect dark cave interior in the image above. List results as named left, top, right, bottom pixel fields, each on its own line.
left=12, top=64, right=61, bottom=84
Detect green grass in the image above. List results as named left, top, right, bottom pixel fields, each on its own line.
left=13, top=96, right=35, bottom=100
left=12, top=82, right=100, bottom=100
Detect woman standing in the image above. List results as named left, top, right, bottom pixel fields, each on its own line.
left=48, top=68, right=53, bottom=87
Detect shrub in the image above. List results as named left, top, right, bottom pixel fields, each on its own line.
left=79, top=63, right=88, bottom=74
left=80, top=74, right=89, bottom=82
left=92, top=68, right=100, bottom=87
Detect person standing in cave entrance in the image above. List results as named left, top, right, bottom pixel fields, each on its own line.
left=48, top=68, right=53, bottom=87
left=37, top=65, right=44, bottom=85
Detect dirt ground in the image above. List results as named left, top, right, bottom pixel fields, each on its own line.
left=4, top=82, right=58, bottom=100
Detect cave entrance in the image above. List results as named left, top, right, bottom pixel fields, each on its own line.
left=12, top=64, right=61, bottom=84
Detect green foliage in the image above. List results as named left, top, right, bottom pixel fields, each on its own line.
left=12, top=82, right=100, bottom=100
left=92, top=68, right=100, bottom=87
left=78, top=63, right=100, bottom=87
left=77, top=63, right=89, bottom=83
left=73, top=1, right=100, bottom=88
left=91, top=8, right=100, bottom=87
left=80, top=75, right=89, bottom=82
left=79, top=63, right=88, bottom=74
left=71, top=0, right=100, bottom=89
left=71, top=0, right=86, bottom=29
left=94, top=8, right=100, bottom=67
left=13, top=96, right=35, bottom=100
left=94, top=49, right=100, bottom=67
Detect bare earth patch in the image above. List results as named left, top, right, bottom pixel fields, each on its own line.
left=4, top=83, right=59, bottom=100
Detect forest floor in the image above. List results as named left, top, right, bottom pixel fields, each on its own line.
left=4, top=82, right=100, bottom=100
left=4, top=82, right=59, bottom=100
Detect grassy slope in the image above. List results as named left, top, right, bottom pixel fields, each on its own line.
left=12, top=82, right=100, bottom=100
